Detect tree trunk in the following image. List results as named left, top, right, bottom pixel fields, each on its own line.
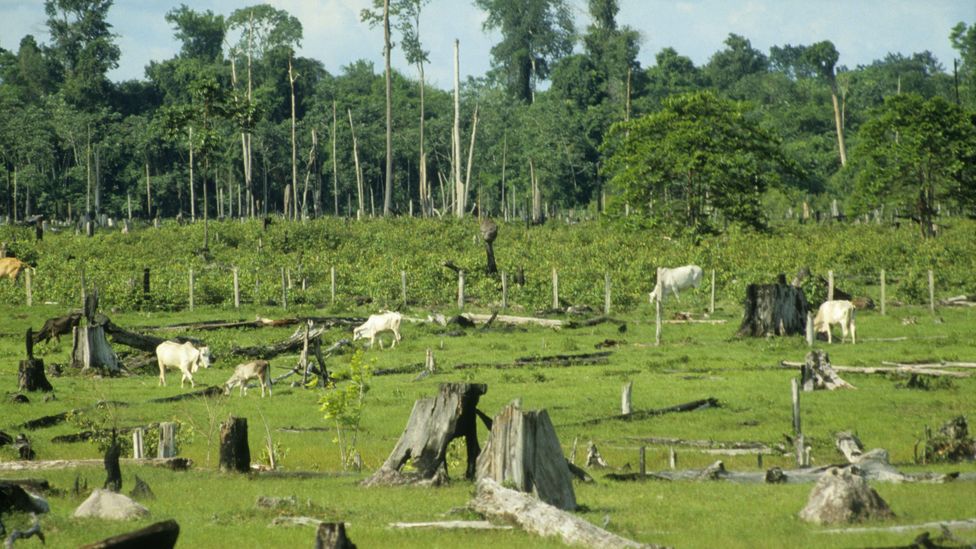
left=453, top=39, right=463, bottom=218
left=464, top=105, right=479, bottom=213
left=103, top=439, right=122, bottom=492
left=418, top=62, right=427, bottom=216
left=383, top=0, right=393, bottom=216
left=314, top=522, right=356, bottom=549
left=219, top=416, right=250, bottom=473
left=332, top=101, right=339, bottom=216
left=348, top=110, right=364, bottom=218
left=830, top=83, right=847, bottom=167
left=475, top=401, right=576, bottom=510
left=363, top=382, right=487, bottom=486
left=19, top=359, right=52, bottom=392
left=289, top=54, right=299, bottom=221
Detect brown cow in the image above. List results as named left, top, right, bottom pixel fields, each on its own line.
left=0, top=257, right=29, bottom=281
left=34, top=312, right=83, bottom=345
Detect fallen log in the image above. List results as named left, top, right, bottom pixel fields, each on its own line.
left=881, top=361, right=976, bottom=370
left=0, top=457, right=192, bottom=472
left=565, top=316, right=626, bottom=330
left=388, top=521, right=512, bottom=530
left=453, top=351, right=612, bottom=370
left=571, top=398, right=720, bottom=427
left=781, top=361, right=970, bottom=378
left=627, top=436, right=769, bottom=451
left=3, top=513, right=44, bottom=547
left=469, top=478, right=662, bottom=549
left=818, top=518, right=976, bottom=535
left=79, top=519, right=179, bottom=549
left=461, top=313, right=563, bottom=329
left=149, top=385, right=223, bottom=403
left=231, top=324, right=328, bottom=359
left=144, top=316, right=364, bottom=332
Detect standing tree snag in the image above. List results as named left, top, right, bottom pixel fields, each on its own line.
left=363, top=382, right=488, bottom=486
left=480, top=217, right=498, bottom=274
left=476, top=400, right=576, bottom=510
left=71, top=287, right=120, bottom=372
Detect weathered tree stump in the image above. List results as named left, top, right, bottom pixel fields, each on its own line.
left=799, top=467, right=894, bottom=525
left=737, top=278, right=810, bottom=337
left=475, top=401, right=576, bottom=510
left=480, top=217, right=498, bottom=275
left=314, top=522, right=357, bottom=549
left=801, top=350, right=854, bottom=391
left=71, top=289, right=120, bottom=372
left=19, top=328, right=53, bottom=392
left=219, top=416, right=250, bottom=473
left=79, top=519, right=180, bottom=549
left=363, top=382, right=487, bottom=486
left=0, top=481, right=46, bottom=515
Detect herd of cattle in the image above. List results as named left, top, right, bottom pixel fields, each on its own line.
left=7, top=257, right=858, bottom=396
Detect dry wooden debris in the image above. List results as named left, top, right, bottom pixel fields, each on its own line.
left=800, top=350, right=855, bottom=390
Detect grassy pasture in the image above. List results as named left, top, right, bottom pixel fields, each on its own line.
left=0, top=219, right=975, bottom=547
left=1, top=297, right=975, bottom=548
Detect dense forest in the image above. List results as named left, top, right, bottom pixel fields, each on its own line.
left=1, top=0, right=975, bottom=235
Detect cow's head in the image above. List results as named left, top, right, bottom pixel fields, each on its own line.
left=192, top=346, right=213, bottom=372
left=352, top=325, right=365, bottom=342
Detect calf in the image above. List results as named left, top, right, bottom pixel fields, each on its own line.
left=649, top=265, right=703, bottom=303
left=34, top=312, right=82, bottom=345
left=814, top=300, right=857, bottom=344
left=156, top=341, right=212, bottom=388
left=0, top=257, right=28, bottom=282
left=224, top=360, right=272, bottom=397
left=353, top=311, right=402, bottom=349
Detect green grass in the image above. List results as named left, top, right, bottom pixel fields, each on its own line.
left=2, top=297, right=975, bottom=548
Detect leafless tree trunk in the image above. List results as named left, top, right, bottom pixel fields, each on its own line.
left=464, top=105, right=479, bottom=214
left=289, top=54, right=299, bottom=220
left=347, top=109, right=365, bottom=218
left=418, top=60, right=428, bottom=217
left=189, top=127, right=195, bottom=222
left=383, top=0, right=393, bottom=216
left=453, top=39, right=463, bottom=218
left=332, top=101, right=339, bottom=216
left=145, top=161, right=151, bottom=217
left=831, top=84, right=847, bottom=166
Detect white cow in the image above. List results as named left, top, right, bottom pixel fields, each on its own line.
left=353, top=311, right=402, bottom=349
left=156, top=341, right=212, bottom=388
left=224, top=360, right=272, bottom=397
left=814, top=300, right=857, bottom=344
left=649, top=265, right=704, bottom=303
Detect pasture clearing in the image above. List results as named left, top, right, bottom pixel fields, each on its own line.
left=2, top=296, right=975, bottom=548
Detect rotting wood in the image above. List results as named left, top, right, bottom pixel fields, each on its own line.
left=572, top=398, right=720, bottom=427
left=3, top=513, right=44, bottom=547
left=801, top=350, right=855, bottom=391
left=781, top=361, right=970, bottom=378
left=79, top=519, right=180, bottom=549
left=881, top=361, right=976, bottom=370
left=565, top=316, right=627, bottom=330
left=389, top=521, right=512, bottom=530
left=475, top=401, right=577, bottom=510
left=468, top=478, right=662, bottom=549
left=737, top=280, right=810, bottom=337
left=818, top=518, right=976, bottom=535
left=461, top=313, right=563, bottom=329
left=453, top=351, right=612, bottom=370
left=0, top=458, right=192, bottom=472
left=219, top=416, right=250, bottom=473
left=627, top=436, right=770, bottom=452
left=231, top=323, right=329, bottom=359
left=364, top=383, right=487, bottom=486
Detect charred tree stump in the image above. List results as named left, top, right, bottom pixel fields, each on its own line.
left=19, top=329, right=53, bottom=392
left=80, top=519, right=180, bottom=549
left=104, top=437, right=122, bottom=492
left=363, top=382, right=488, bottom=486
left=737, top=279, right=810, bottom=337
left=219, top=417, right=250, bottom=473
left=476, top=401, right=577, bottom=510
left=480, top=217, right=498, bottom=275
left=314, top=522, right=356, bottom=549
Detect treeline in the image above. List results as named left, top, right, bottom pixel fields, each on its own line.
left=1, top=1, right=975, bottom=234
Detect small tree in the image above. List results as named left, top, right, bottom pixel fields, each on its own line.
left=319, top=350, right=372, bottom=470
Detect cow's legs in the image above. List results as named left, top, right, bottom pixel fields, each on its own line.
left=158, top=362, right=166, bottom=386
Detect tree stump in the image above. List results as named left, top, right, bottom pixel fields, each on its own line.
left=72, top=290, right=120, bottom=372
left=737, top=279, right=810, bottom=337
left=79, top=519, right=180, bottom=549
left=219, top=417, right=250, bottom=473
left=363, top=382, right=487, bottom=486
left=314, top=522, right=356, bottom=549
left=801, top=350, right=854, bottom=390
left=19, top=328, right=53, bottom=392
left=475, top=401, right=577, bottom=510
left=480, top=217, right=498, bottom=275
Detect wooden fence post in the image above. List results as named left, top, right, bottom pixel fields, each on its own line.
left=330, top=266, right=336, bottom=305
left=806, top=312, right=814, bottom=347
left=604, top=273, right=611, bottom=315
left=143, top=268, right=150, bottom=303
left=132, top=428, right=144, bottom=459
left=709, top=269, right=716, bottom=314
left=552, top=268, right=559, bottom=310
left=158, top=422, right=176, bottom=458
left=827, top=270, right=834, bottom=301
left=233, top=267, right=240, bottom=309
left=791, top=378, right=804, bottom=466
left=401, top=270, right=407, bottom=307
left=621, top=381, right=632, bottom=416
left=501, top=271, right=508, bottom=310
left=457, top=270, right=465, bottom=310
left=929, top=269, right=935, bottom=315
left=281, top=267, right=288, bottom=309
left=25, top=268, right=32, bottom=307
left=880, top=269, right=886, bottom=316
left=188, top=269, right=194, bottom=311
left=668, top=447, right=677, bottom=469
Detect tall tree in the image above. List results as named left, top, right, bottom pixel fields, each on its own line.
left=44, top=0, right=120, bottom=110
left=950, top=22, right=976, bottom=108
left=803, top=41, right=847, bottom=166
left=851, top=94, right=976, bottom=237
left=582, top=0, right=641, bottom=108
left=475, top=0, right=574, bottom=103
left=705, top=33, right=767, bottom=91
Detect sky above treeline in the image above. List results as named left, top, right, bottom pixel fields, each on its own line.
left=1, top=0, right=973, bottom=89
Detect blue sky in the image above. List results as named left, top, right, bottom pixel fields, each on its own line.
left=1, top=0, right=973, bottom=89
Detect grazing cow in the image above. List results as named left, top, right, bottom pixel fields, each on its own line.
left=649, top=265, right=704, bottom=303
left=224, top=360, right=272, bottom=397
left=353, top=311, right=402, bottom=349
left=0, top=257, right=29, bottom=282
left=156, top=341, right=212, bottom=388
left=814, top=300, right=857, bottom=344
left=34, top=312, right=83, bottom=345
